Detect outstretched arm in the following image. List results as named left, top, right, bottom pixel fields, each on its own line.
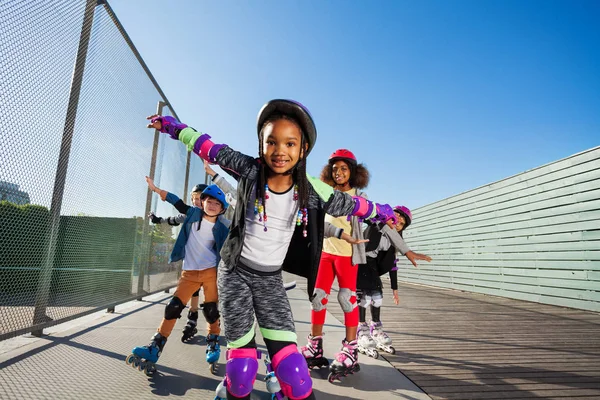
left=205, top=160, right=238, bottom=207
left=146, top=115, right=257, bottom=179
left=145, top=176, right=191, bottom=214
left=307, top=174, right=398, bottom=225
left=148, top=212, right=186, bottom=226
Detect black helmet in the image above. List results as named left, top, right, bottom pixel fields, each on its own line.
left=256, top=99, right=317, bottom=156
left=191, top=184, right=208, bottom=195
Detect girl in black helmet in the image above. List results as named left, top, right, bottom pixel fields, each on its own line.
left=146, top=99, right=399, bottom=400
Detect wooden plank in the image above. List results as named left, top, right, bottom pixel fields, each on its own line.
left=408, top=229, right=600, bottom=248
left=416, top=173, right=600, bottom=227
left=408, top=239, right=600, bottom=254
left=417, top=148, right=600, bottom=214
left=407, top=209, right=600, bottom=241
left=416, top=174, right=600, bottom=227
left=396, top=259, right=600, bottom=271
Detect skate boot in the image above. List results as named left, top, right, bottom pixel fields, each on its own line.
left=263, top=354, right=284, bottom=400
left=125, top=332, right=167, bottom=376
left=328, top=338, right=360, bottom=383
left=206, top=333, right=221, bottom=374
left=300, top=334, right=329, bottom=369
left=181, top=310, right=198, bottom=342
left=370, top=321, right=395, bottom=354
left=357, top=322, right=379, bottom=359
left=214, top=377, right=227, bottom=400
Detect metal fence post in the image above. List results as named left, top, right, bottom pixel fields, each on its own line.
left=183, top=151, right=191, bottom=200
left=31, top=0, right=97, bottom=337
left=136, top=101, right=165, bottom=300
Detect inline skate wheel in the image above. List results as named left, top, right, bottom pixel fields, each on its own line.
left=209, top=363, right=218, bottom=375
left=144, top=363, right=156, bottom=376
left=327, top=372, right=338, bottom=383
left=125, top=354, right=136, bottom=366
left=389, top=346, right=396, bottom=355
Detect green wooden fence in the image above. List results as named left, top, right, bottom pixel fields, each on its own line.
left=398, top=146, right=600, bottom=312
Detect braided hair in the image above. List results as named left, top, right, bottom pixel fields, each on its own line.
left=256, top=114, right=310, bottom=231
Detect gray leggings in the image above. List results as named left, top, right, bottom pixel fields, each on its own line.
left=217, top=264, right=296, bottom=349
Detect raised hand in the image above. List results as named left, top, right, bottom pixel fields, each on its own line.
left=145, top=176, right=158, bottom=192
left=148, top=212, right=163, bottom=224
left=404, top=251, right=432, bottom=268
left=204, top=160, right=217, bottom=177
left=146, top=115, right=188, bottom=140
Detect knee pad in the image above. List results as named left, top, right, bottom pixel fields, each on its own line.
left=192, top=289, right=200, bottom=297
left=358, top=293, right=372, bottom=308
left=164, top=296, right=185, bottom=320
left=202, top=302, right=220, bottom=324
left=272, top=345, right=313, bottom=399
left=310, top=288, right=328, bottom=312
left=337, top=288, right=357, bottom=313
left=225, top=348, right=259, bottom=398
left=372, top=293, right=383, bottom=308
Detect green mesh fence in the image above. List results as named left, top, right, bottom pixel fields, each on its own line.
left=0, top=0, right=190, bottom=340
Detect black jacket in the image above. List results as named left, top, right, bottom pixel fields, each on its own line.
left=216, top=146, right=360, bottom=299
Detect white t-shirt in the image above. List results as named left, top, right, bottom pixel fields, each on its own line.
left=182, top=219, right=217, bottom=271
left=241, top=184, right=298, bottom=268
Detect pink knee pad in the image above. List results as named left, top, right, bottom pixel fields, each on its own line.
left=225, top=348, right=258, bottom=398
left=271, top=344, right=313, bottom=399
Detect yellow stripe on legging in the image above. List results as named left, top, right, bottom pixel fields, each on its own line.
left=227, top=328, right=256, bottom=349
left=259, top=327, right=297, bottom=343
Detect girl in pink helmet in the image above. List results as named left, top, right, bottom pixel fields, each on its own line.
left=301, top=149, right=427, bottom=381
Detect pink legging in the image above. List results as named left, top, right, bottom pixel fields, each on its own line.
left=312, top=252, right=358, bottom=327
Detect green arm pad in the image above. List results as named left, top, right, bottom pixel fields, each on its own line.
left=306, top=173, right=334, bottom=201
left=178, top=127, right=203, bottom=152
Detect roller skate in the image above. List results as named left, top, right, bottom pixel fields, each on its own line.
left=125, top=332, right=166, bottom=376
left=370, top=321, right=395, bottom=354
left=328, top=338, right=360, bottom=383
left=301, top=334, right=329, bottom=370
left=181, top=310, right=198, bottom=342
left=357, top=322, right=379, bottom=359
left=263, top=354, right=284, bottom=400
left=206, top=334, right=221, bottom=374
left=214, top=377, right=227, bottom=400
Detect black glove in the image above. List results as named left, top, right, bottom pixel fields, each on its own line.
left=148, top=212, right=163, bottom=224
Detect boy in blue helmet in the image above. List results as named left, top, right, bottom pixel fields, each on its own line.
left=126, top=180, right=229, bottom=375
left=148, top=165, right=235, bottom=342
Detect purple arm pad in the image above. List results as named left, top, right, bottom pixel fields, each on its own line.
left=150, top=115, right=188, bottom=140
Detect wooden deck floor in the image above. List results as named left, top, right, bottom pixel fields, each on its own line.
left=321, top=280, right=600, bottom=400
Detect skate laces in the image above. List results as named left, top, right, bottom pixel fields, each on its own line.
left=336, top=339, right=358, bottom=363
left=308, top=335, right=324, bottom=354
left=357, top=323, right=370, bottom=338
left=206, top=335, right=220, bottom=351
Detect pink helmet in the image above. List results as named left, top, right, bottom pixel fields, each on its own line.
left=328, top=149, right=357, bottom=166
left=393, top=205, right=412, bottom=228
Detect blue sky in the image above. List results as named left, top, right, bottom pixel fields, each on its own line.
left=109, top=0, right=599, bottom=210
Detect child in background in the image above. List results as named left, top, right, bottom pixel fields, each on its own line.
left=148, top=183, right=208, bottom=342
left=126, top=182, right=229, bottom=375
left=357, top=206, right=431, bottom=357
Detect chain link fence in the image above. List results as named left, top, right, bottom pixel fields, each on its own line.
left=0, top=0, right=193, bottom=340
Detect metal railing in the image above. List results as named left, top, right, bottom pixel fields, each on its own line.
left=0, top=0, right=192, bottom=340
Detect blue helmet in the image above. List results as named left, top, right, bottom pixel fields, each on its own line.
left=201, top=184, right=228, bottom=210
